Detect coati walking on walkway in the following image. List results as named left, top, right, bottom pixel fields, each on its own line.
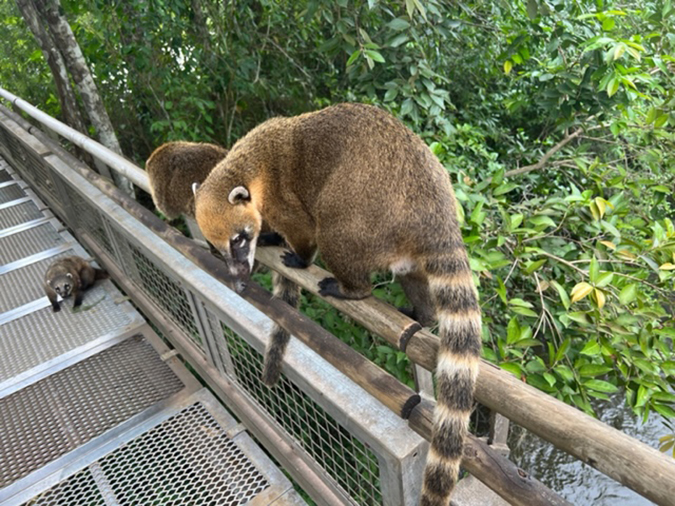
left=193, top=103, right=481, bottom=506
left=44, top=256, right=108, bottom=312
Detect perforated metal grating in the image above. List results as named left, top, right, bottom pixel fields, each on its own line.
left=25, top=402, right=271, bottom=506
left=24, top=470, right=103, bottom=506
left=0, top=282, right=139, bottom=382
left=0, top=184, right=25, bottom=204
left=0, top=335, right=185, bottom=487
left=0, top=201, right=43, bottom=230
left=0, top=249, right=78, bottom=313
left=206, top=311, right=383, bottom=505
left=0, top=223, right=65, bottom=265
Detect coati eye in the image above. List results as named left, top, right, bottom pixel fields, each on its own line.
left=65, top=284, right=71, bottom=291
left=232, top=234, right=245, bottom=246
left=55, top=287, right=61, bottom=293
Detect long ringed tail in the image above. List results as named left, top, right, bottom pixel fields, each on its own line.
left=262, top=271, right=301, bottom=386
left=420, top=248, right=481, bottom=506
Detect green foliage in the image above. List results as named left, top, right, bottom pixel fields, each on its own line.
left=1, top=0, right=673, bottom=423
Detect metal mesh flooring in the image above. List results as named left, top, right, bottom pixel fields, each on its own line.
left=0, top=282, right=143, bottom=383
left=0, top=223, right=66, bottom=265
left=0, top=248, right=86, bottom=313
left=0, top=336, right=185, bottom=487
left=0, top=200, right=43, bottom=229
left=0, top=183, right=25, bottom=204
left=23, top=401, right=272, bottom=506
left=0, top=152, right=300, bottom=506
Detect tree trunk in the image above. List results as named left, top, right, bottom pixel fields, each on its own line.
left=33, top=0, right=134, bottom=196
left=14, top=0, right=86, bottom=134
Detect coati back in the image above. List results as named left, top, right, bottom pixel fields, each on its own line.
left=44, top=256, right=109, bottom=312
left=194, top=103, right=481, bottom=505
left=146, top=141, right=229, bottom=219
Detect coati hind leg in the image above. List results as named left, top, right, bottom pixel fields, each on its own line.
left=398, top=270, right=436, bottom=327
left=317, top=251, right=372, bottom=300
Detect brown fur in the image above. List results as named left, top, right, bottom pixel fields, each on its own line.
left=194, top=103, right=481, bottom=505
left=146, top=141, right=229, bottom=219
left=44, top=256, right=109, bottom=312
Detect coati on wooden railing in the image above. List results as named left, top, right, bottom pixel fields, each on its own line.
left=192, top=102, right=482, bottom=506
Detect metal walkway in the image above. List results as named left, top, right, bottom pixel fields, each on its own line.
left=0, top=157, right=303, bottom=506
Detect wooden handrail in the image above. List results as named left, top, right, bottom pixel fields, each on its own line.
left=0, top=105, right=571, bottom=506
left=2, top=93, right=675, bottom=505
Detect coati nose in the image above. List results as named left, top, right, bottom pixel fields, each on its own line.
left=234, top=279, right=247, bottom=294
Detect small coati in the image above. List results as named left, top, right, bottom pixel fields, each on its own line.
left=146, top=141, right=230, bottom=219
left=193, top=103, right=481, bottom=505
left=44, top=256, right=109, bottom=312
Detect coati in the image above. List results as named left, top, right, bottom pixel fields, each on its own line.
left=147, top=140, right=291, bottom=360
left=44, top=256, right=109, bottom=312
left=146, top=141, right=230, bottom=219
left=193, top=103, right=481, bottom=506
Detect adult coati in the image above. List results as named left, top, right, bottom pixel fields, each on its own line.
left=193, top=103, right=481, bottom=506
left=44, top=256, right=108, bottom=312
left=147, top=140, right=291, bottom=357
left=146, top=141, right=229, bottom=219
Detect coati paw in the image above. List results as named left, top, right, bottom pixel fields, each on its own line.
left=281, top=251, right=309, bottom=269
left=52, top=305, right=61, bottom=313
left=318, top=277, right=346, bottom=298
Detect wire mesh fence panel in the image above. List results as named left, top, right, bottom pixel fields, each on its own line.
left=209, top=313, right=384, bottom=505
left=60, top=184, right=114, bottom=258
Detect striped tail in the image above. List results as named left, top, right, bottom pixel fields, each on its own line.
left=262, top=271, right=301, bottom=386
left=420, top=251, right=482, bottom=506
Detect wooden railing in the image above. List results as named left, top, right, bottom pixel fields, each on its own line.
left=1, top=86, right=674, bottom=505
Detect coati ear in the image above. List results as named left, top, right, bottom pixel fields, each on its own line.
left=192, top=182, right=200, bottom=196
left=228, top=186, right=250, bottom=205
left=67, top=273, right=73, bottom=279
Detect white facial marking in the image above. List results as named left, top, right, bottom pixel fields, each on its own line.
left=247, top=242, right=257, bottom=272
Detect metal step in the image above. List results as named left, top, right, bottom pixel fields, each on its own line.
left=5, top=389, right=303, bottom=506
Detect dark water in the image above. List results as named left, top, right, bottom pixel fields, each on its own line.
left=508, top=395, right=669, bottom=505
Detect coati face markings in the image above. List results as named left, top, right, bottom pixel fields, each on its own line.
left=194, top=181, right=262, bottom=293
left=51, top=274, right=74, bottom=298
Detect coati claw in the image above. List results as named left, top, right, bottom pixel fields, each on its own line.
left=281, top=251, right=308, bottom=269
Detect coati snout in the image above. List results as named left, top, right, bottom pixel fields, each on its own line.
left=193, top=182, right=262, bottom=293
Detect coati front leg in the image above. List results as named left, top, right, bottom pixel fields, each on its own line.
left=45, top=285, right=61, bottom=312
left=279, top=230, right=317, bottom=269
left=262, top=231, right=314, bottom=387
left=73, top=287, right=84, bottom=309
